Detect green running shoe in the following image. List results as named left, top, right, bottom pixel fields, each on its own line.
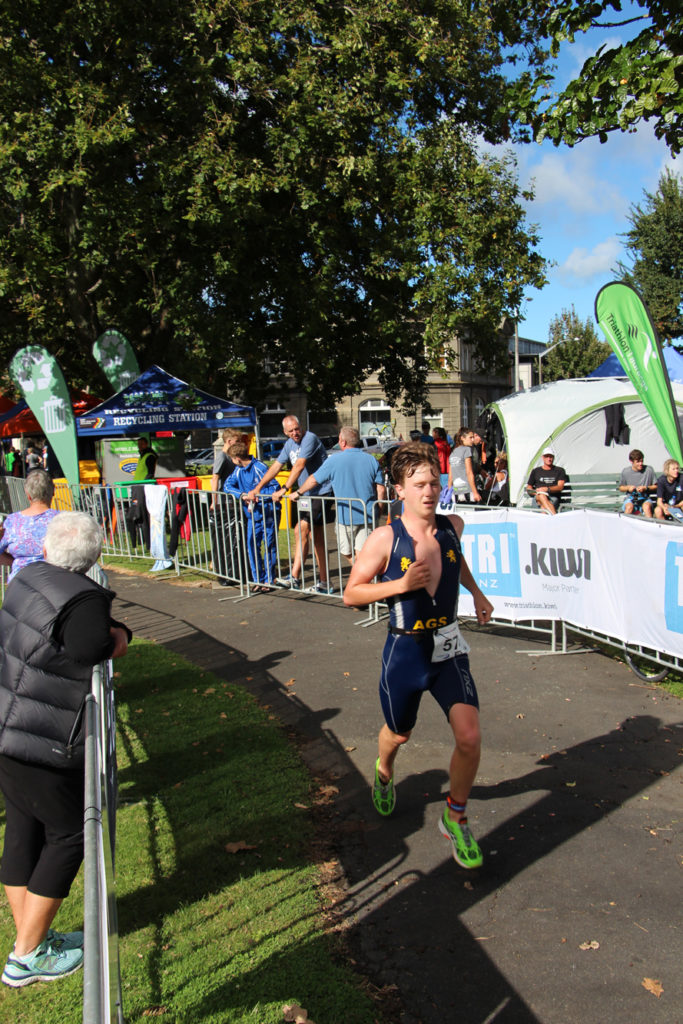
left=438, top=811, right=483, bottom=868
left=372, top=757, right=395, bottom=816
left=2, top=939, right=83, bottom=987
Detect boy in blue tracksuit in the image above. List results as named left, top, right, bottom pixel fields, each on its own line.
left=223, top=442, right=281, bottom=589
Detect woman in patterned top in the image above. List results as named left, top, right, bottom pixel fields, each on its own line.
left=0, top=470, right=60, bottom=582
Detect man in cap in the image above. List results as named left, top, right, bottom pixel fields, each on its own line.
left=526, top=447, right=567, bottom=515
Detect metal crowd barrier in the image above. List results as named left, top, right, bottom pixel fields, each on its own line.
left=84, top=661, right=124, bottom=1024
left=1, top=480, right=680, bottom=677
left=64, top=483, right=381, bottom=601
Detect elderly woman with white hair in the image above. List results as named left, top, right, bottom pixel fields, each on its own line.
left=0, top=512, right=131, bottom=988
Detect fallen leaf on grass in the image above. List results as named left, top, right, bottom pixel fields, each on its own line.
left=282, top=1003, right=316, bottom=1023
left=225, top=840, right=258, bottom=853
left=578, top=940, right=600, bottom=950
left=294, top=802, right=309, bottom=810
left=203, top=687, right=216, bottom=695
left=142, top=1008, right=167, bottom=1016
left=314, top=785, right=339, bottom=804
left=642, top=978, right=663, bottom=998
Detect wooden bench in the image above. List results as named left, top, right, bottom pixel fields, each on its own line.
left=562, top=474, right=624, bottom=511
left=518, top=474, right=623, bottom=512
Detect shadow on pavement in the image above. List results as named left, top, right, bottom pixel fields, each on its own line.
left=114, top=591, right=683, bottom=1024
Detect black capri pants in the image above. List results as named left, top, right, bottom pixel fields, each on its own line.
left=0, top=754, right=84, bottom=899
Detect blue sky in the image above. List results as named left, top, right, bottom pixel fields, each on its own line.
left=503, top=8, right=681, bottom=344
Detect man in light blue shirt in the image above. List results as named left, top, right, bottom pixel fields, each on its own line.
left=293, top=427, right=386, bottom=563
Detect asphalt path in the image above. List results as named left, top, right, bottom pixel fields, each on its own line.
left=111, top=571, right=682, bottom=1024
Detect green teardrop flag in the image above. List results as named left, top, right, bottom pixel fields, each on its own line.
left=595, top=282, right=683, bottom=464
left=92, top=329, right=140, bottom=392
left=10, top=346, right=80, bottom=490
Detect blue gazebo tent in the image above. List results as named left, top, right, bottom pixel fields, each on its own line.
left=589, top=346, right=683, bottom=383
left=76, top=365, right=255, bottom=436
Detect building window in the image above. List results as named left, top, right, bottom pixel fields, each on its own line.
left=461, top=397, right=469, bottom=427
left=424, top=410, right=443, bottom=431
left=461, top=342, right=474, bottom=373
left=359, top=399, right=392, bottom=437
left=474, top=398, right=485, bottom=423
left=259, top=400, right=286, bottom=437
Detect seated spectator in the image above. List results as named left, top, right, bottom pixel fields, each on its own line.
left=0, top=469, right=60, bottom=582
left=448, top=428, right=481, bottom=503
left=432, top=427, right=451, bottom=476
left=654, top=458, right=683, bottom=521
left=482, top=453, right=509, bottom=506
left=0, top=512, right=131, bottom=987
left=619, top=449, right=656, bottom=517
left=526, top=448, right=566, bottom=515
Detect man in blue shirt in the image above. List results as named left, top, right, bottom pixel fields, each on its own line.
left=247, top=415, right=334, bottom=593
left=294, top=427, right=386, bottom=564
left=224, top=443, right=280, bottom=590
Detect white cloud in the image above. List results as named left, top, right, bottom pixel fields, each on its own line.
left=527, top=151, right=627, bottom=216
left=558, top=237, right=623, bottom=281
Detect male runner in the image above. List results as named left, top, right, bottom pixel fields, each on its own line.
left=344, top=442, right=493, bottom=869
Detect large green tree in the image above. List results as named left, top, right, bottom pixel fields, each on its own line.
left=542, top=307, right=611, bottom=381
left=616, top=170, right=683, bottom=343
left=0, top=0, right=549, bottom=405
left=509, top=1, right=683, bottom=154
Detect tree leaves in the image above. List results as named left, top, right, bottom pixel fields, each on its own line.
left=542, top=306, right=612, bottom=380
left=509, top=2, right=683, bottom=155
left=616, top=171, right=683, bottom=343
left=0, top=0, right=548, bottom=404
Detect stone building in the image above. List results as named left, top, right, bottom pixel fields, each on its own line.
left=257, top=331, right=545, bottom=442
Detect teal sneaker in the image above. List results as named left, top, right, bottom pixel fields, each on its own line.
left=46, top=927, right=84, bottom=951
left=2, top=939, right=83, bottom=987
left=438, top=811, right=483, bottom=869
left=372, top=757, right=395, bottom=816
left=307, top=581, right=335, bottom=595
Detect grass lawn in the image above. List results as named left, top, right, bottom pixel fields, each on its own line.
left=0, top=641, right=380, bottom=1024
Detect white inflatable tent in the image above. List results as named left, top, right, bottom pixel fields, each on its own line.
left=485, top=377, right=683, bottom=506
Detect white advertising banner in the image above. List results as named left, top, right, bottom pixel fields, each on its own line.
left=447, top=507, right=683, bottom=659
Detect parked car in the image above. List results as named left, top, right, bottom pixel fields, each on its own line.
left=330, top=435, right=399, bottom=454
left=185, top=447, right=215, bottom=474
left=260, top=439, right=285, bottom=461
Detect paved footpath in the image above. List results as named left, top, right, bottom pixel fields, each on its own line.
left=111, top=571, right=682, bottom=1024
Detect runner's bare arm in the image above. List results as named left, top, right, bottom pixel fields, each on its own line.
left=343, top=526, right=430, bottom=607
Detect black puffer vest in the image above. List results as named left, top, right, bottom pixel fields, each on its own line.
left=0, top=561, right=114, bottom=769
